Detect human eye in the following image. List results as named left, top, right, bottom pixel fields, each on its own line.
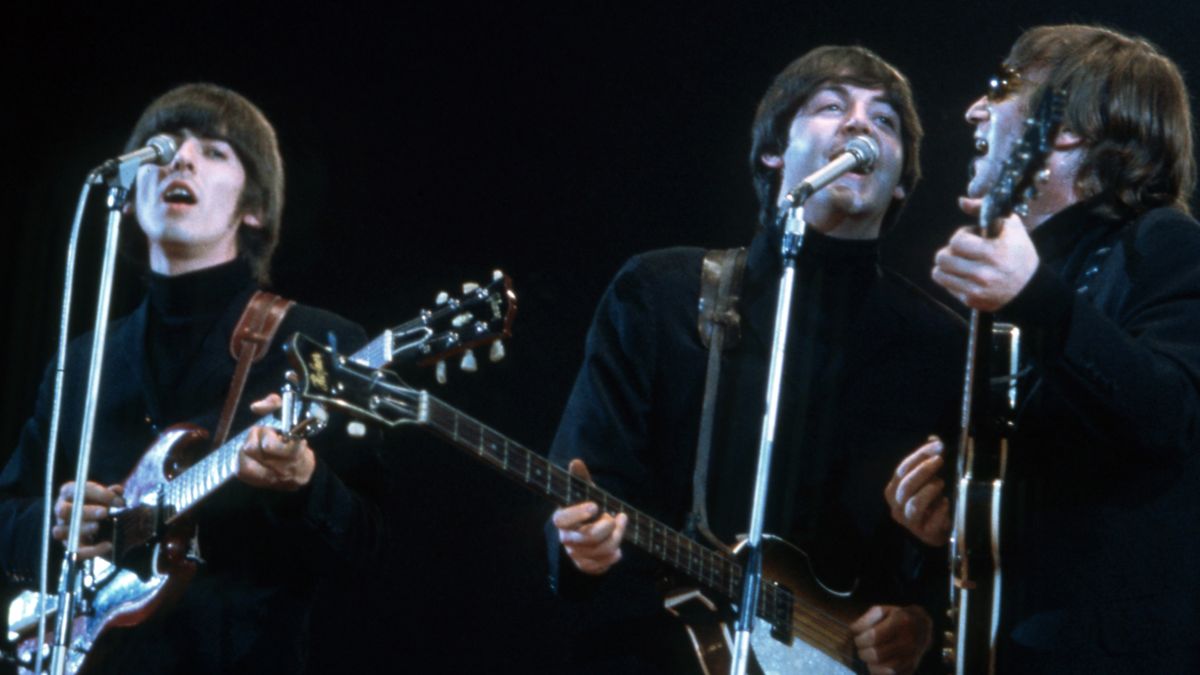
left=202, top=142, right=231, bottom=160
left=805, top=91, right=845, bottom=115
left=873, top=108, right=900, bottom=132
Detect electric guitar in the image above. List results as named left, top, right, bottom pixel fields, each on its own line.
left=285, top=333, right=870, bottom=675
left=945, top=89, right=1063, bottom=675
left=7, top=273, right=517, bottom=675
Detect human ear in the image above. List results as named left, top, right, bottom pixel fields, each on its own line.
left=241, top=213, right=263, bottom=229
left=893, top=184, right=907, bottom=201
left=760, top=153, right=784, bottom=169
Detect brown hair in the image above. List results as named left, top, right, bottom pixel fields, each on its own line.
left=1007, top=25, right=1195, bottom=216
left=750, top=45, right=923, bottom=231
left=126, top=83, right=284, bottom=283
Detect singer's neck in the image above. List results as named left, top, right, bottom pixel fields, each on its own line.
left=148, top=239, right=240, bottom=277
left=784, top=199, right=884, bottom=240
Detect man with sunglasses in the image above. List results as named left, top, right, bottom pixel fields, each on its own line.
left=887, top=24, right=1200, bottom=672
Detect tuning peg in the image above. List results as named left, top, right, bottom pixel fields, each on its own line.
left=436, top=291, right=449, bottom=305
left=436, top=360, right=448, bottom=385
left=462, top=281, right=480, bottom=294
left=493, top=269, right=503, bottom=280
left=489, top=340, right=505, bottom=362
left=461, top=349, right=478, bottom=372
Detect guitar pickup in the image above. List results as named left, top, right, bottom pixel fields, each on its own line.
left=764, top=580, right=794, bottom=646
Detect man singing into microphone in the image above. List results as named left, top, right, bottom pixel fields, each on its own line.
left=547, top=46, right=963, bottom=674
left=0, top=83, right=384, bottom=674
left=887, top=24, right=1200, bottom=673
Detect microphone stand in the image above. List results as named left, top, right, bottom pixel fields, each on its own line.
left=43, top=161, right=137, bottom=675
left=729, top=198, right=807, bottom=675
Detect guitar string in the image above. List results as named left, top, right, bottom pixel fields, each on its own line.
left=424, top=401, right=859, bottom=663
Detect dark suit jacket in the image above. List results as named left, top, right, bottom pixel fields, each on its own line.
left=0, top=266, right=385, bottom=674
left=546, top=229, right=964, bottom=673
left=995, top=200, right=1200, bottom=673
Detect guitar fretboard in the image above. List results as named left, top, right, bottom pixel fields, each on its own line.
left=415, top=392, right=795, bottom=631
left=161, top=331, right=397, bottom=519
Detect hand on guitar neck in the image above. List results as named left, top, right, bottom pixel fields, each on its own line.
left=885, top=437, right=952, bottom=547
left=552, top=459, right=935, bottom=675
left=52, top=393, right=315, bottom=566
left=931, top=197, right=1040, bottom=312
left=239, top=393, right=316, bottom=491
left=551, top=459, right=628, bottom=576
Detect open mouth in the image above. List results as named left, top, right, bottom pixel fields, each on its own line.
left=162, top=183, right=197, bottom=205
left=973, top=137, right=989, bottom=156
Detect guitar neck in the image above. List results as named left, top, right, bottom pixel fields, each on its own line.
left=411, top=392, right=796, bottom=627
left=163, top=334, right=393, bottom=520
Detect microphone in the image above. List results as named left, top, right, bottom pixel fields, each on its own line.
left=784, top=136, right=880, bottom=205
left=89, top=134, right=178, bottom=180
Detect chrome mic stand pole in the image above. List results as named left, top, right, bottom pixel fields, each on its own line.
left=47, top=163, right=136, bottom=675
left=729, top=200, right=807, bottom=675
left=32, top=173, right=97, bottom=675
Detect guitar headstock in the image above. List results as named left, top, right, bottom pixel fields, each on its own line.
left=361, top=270, right=517, bottom=376
left=980, top=88, right=1066, bottom=235
left=286, top=332, right=423, bottom=428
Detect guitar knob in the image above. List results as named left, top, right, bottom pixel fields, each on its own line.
left=461, top=349, right=478, bottom=372
left=489, top=341, right=505, bottom=362
left=346, top=421, right=366, bottom=438
left=436, top=360, right=448, bottom=384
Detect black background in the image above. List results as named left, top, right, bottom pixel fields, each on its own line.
left=3, top=3, right=1198, bottom=672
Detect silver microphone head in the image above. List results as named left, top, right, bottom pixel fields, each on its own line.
left=844, top=135, right=880, bottom=173
left=146, top=134, right=178, bottom=165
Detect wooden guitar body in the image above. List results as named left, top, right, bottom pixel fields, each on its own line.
left=667, top=535, right=867, bottom=675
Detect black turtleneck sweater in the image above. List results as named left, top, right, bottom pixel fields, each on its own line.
left=0, top=258, right=385, bottom=674
left=145, top=259, right=256, bottom=422
left=546, top=227, right=964, bottom=673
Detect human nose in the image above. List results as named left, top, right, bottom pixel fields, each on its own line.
left=840, top=101, right=876, bottom=139
left=965, top=96, right=988, bottom=125
left=169, top=137, right=199, bottom=171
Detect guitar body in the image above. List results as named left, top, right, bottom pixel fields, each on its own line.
left=666, top=535, right=868, bottom=675
left=949, top=470, right=1003, bottom=675
left=948, top=322, right=1021, bottom=675
left=15, top=425, right=206, bottom=675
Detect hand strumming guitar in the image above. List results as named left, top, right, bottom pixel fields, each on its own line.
left=885, top=437, right=951, bottom=547
left=52, top=481, right=125, bottom=560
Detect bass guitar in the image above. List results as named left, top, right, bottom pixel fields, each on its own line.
left=286, top=332, right=870, bottom=675
left=7, top=273, right=517, bottom=675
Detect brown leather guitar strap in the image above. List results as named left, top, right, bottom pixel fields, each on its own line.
left=211, top=290, right=295, bottom=448
left=687, top=247, right=746, bottom=554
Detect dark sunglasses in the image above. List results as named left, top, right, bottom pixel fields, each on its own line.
left=987, top=64, right=1023, bottom=102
